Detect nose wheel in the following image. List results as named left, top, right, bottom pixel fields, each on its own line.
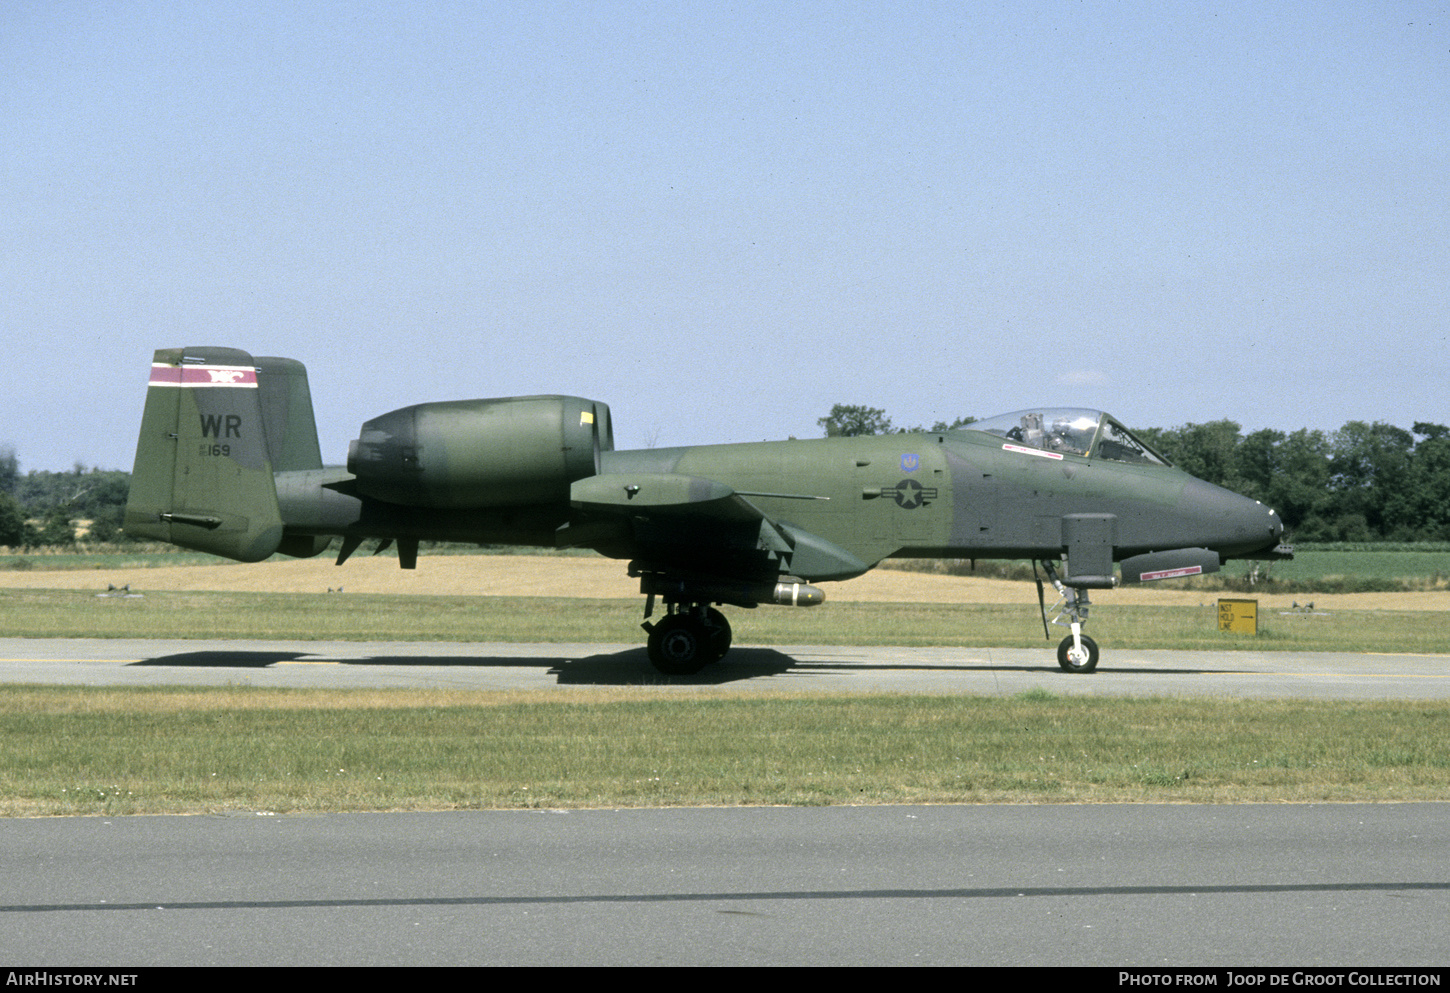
left=1056, top=633, right=1099, bottom=673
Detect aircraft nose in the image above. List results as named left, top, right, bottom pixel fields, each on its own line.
left=1181, top=478, right=1286, bottom=556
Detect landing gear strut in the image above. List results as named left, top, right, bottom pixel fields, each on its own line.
left=644, top=604, right=732, bottom=676
left=1037, top=559, right=1099, bottom=673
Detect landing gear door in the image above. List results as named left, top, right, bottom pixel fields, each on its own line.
left=1062, top=513, right=1116, bottom=589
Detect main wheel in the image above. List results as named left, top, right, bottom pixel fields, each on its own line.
left=1056, top=634, right=1099, bottom=673
left=703, top=607, right=732, bottom=661
left=647, top=615, right=711, bottom=675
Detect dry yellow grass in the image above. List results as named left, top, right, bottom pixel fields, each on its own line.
left=2, top=553, right=1447, bottom=611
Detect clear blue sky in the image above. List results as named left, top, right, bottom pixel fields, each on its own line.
left=4, top=1, right=1447, bottom=471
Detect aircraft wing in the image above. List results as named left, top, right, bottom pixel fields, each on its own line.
left=563, top=472, right=868, bottom=583
left=570, top=472, right=765, bottom=522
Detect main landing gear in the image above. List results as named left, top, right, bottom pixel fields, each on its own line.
left=1037, top=559, right=1100, bottom=674
left=643, top=605, right=732, bottom=676
left=632, top=568, right=823, bottom=676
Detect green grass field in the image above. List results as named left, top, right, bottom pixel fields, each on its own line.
left=0, top=547, right=226, bottom=571
left=1258, top=547, right=1450, bottom=588
left=4, top=687, right=1447, bottom=816
left=0, top=542, right=597, bottom=573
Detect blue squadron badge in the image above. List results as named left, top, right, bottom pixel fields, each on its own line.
left=901, top=453, right=919, bottom=473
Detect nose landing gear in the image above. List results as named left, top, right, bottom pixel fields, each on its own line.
left=1037, top=559, right=1099, bottom=674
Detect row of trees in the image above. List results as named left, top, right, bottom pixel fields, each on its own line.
left=817, top=405, right=1450, bottom=542
left=818, top=404, right=977, bottom=437
left=1, top=447, right=133, bottom=548
left=1136, top=420, right=1450, bottom=543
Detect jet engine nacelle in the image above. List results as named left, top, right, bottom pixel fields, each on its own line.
left=347, top=395, right=613, bottom=509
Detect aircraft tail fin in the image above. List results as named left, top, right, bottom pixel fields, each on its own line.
left=255, top=356, right=324, bottom=472
left=123, top=347, right=285, bottom=562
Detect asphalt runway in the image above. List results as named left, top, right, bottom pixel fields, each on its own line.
left=3, top=804, right=1448, bottom=967
left=2, top=637, right=1448, bottom=698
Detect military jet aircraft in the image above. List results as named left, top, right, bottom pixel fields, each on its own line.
left=125, top=347, right=1291, bottom=675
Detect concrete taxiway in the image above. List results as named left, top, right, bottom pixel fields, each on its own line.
left=1, top=637, right=1448, bottom=698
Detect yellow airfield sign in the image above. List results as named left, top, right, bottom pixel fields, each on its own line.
left=1218, top=598, right=1259, bottom=635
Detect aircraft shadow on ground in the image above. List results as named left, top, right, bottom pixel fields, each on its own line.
left=129, top=647, right=800, bottom=685
left=128, top=648, right=1232, bottom=684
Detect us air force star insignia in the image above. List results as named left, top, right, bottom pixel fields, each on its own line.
left=889, top=479, right=938, bottom=509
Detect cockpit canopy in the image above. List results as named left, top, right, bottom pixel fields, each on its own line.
left=968, top=408, right=1171, bottom=466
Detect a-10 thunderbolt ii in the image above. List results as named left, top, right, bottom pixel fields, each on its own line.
left=125, top=347, right=1291, bottom=675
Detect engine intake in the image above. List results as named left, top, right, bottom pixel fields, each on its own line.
left=347, top=395, right=613, bottom=508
